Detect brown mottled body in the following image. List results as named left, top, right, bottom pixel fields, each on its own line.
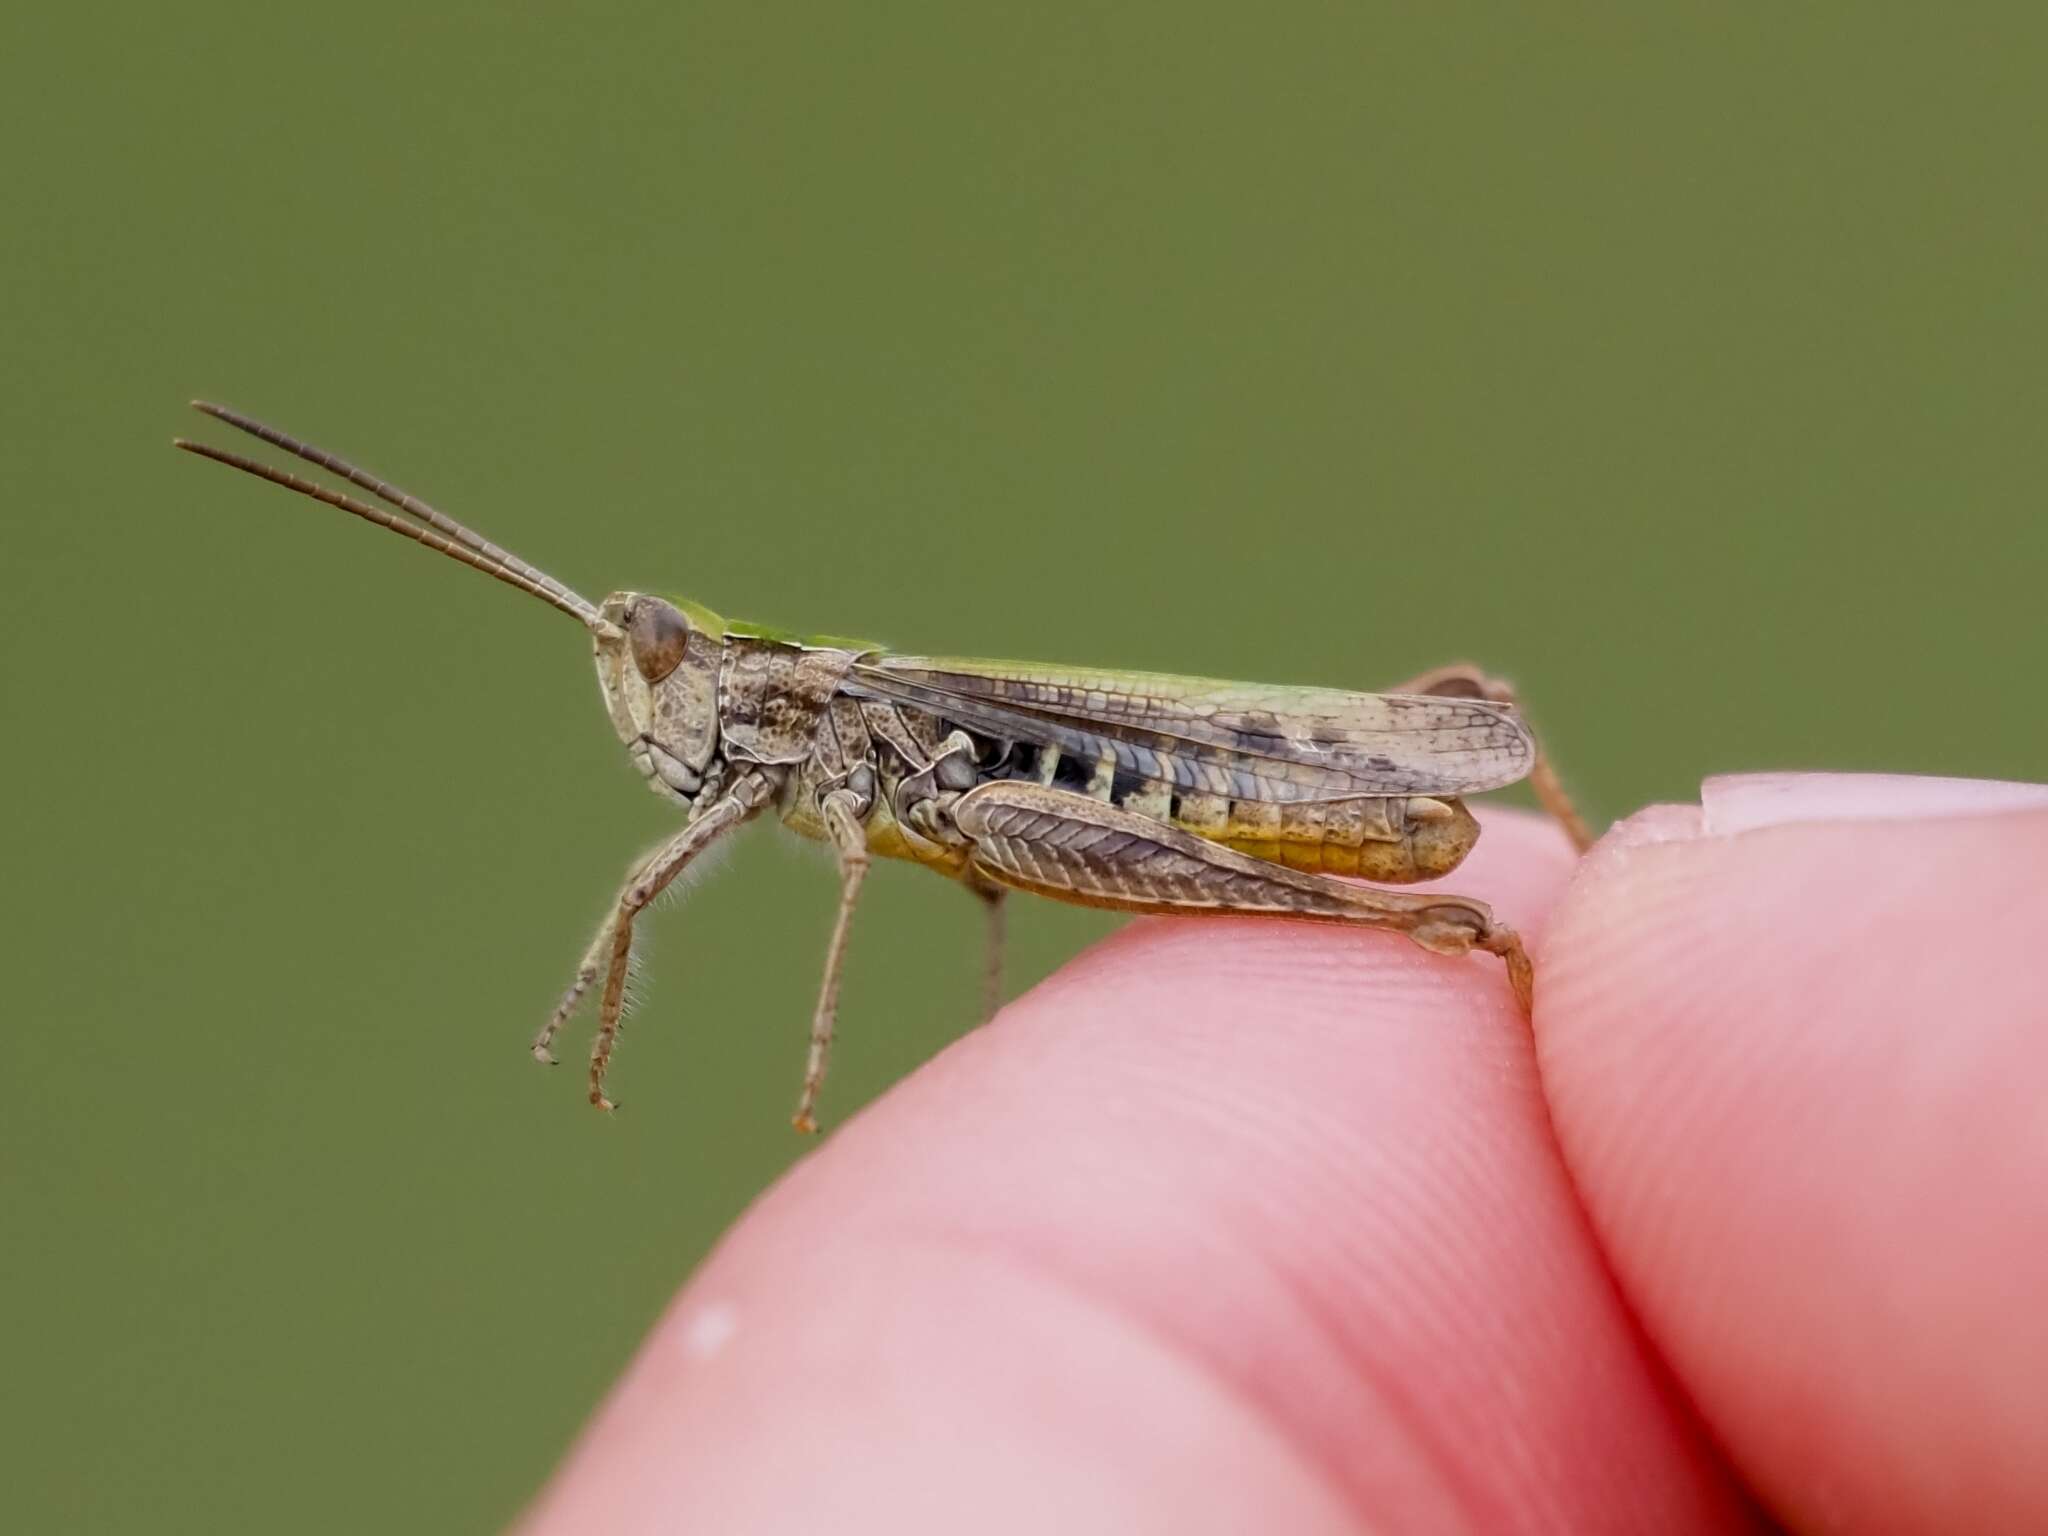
left=577, top=622, right=1561, bottom=1125
left=175, top=403, right=1591, bottom=1131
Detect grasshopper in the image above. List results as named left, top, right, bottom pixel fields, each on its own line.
left=176, top=403, right=1593, bottom=1129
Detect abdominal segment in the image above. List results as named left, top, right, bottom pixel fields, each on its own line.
left=963, top=733, right=1479, bottom=884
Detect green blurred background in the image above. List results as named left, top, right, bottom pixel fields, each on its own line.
left=4, top=4, right=2043, bottom=1530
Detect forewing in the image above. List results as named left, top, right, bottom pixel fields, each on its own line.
left=845, top=656, right=1533, bottom=801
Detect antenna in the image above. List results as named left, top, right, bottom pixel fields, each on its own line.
left=174, top=403, right=616, bottom=635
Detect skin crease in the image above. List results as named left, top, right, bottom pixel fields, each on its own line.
left=518, top=777, right=2048, bottom=1535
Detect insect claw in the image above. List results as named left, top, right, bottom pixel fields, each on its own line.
left=791, top=1112, right=819, bottom=1136
left=1476, top=925, right=1535, bottom=1013
left=590, top=1091, right=619, bottom=1112
left=530, top=1044, right=557, bottom=1066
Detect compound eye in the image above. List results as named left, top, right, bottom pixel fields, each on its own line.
left=628, top=599, right=689, bottom=683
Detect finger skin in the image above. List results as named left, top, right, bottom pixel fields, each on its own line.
left=520, top=812, right=1752, bottom=1534
left=1538, top=782, right=2048, bottom=1534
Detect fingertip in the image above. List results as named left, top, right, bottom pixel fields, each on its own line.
left=1539, top=780, right=2048, bottom=1532
left=525, top=806, right=1743, bottom=1532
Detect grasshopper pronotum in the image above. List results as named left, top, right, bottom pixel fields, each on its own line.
left=177, top=404, right=1593, bottom=1129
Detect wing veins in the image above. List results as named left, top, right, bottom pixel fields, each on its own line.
left=846, top=660, right=1532, bottom=800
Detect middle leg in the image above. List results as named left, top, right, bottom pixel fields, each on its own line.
left=793, top=787, right=872, bottom=1134
left=965, top=873, right=1007, bottom=1023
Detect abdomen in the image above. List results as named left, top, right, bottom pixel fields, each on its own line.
left=964, top=731, right=1481, bottom=884
left=1171, top=790, right=1478, bottom=883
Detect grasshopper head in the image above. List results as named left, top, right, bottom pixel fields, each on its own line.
left=594, top=593, right=725, bottom=805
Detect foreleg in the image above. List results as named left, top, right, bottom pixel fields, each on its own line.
left=531, top=793, right=754, bottom=1111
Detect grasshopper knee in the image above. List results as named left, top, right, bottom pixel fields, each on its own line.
left=1407, top=903, right=1491, bottom=955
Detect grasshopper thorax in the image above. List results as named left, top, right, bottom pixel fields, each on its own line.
left=595, top=593, right=725, bottom=806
